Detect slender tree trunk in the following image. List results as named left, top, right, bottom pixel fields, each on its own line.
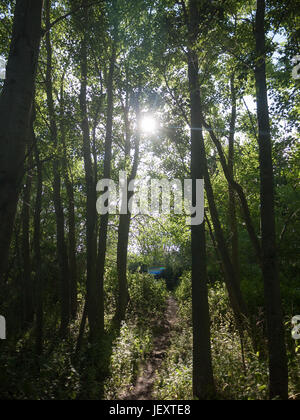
left=97, top=44, right=116, bottom=335
left=80, top=5, right=102, bottom=342
left=33, top=140, right=43, bottom=356
left=254, top=0, right=288, bottom=400
left=186, top=5, right=249, bottom=340
left=60, top=80, right=78, bottom=320
left=21, top=150, right=34, bottom=326
left=188, top=0, right=215, bottom=399
left=0, top=0, right=44, bottom=281
left=227, top=74, right=247, bottom=353
left=228, top=74, right=240, bottom=284
left=76, top=300, right=88, bottom=356
left=115, top=96, right=140, bottom=325
left=205, top=147, right=248, bottom=322
left=45, top=0, right=70, bottom=336
left=205, top=214, right=225, bottom=279
left=66, top=170, right=78, bottom=319
left=116, top=213, right=131, bottom=324
left=203, top=119, right=262, bottom=267
left=91, top=94, right=103, bottom=247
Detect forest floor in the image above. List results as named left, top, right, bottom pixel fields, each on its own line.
left=122, top=296, right=178, bottom=400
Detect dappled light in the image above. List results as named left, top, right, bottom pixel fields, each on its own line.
left=0, top=0, right=299, bottom=404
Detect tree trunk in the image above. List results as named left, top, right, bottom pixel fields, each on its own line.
left=203, top=119, right=262, bottom=267
left=197, top=87, right=249, bottom=330
left=228, top=74, right=240, bottom=284
left=76, top=300, right=88, bottom=356
left=116, top=213, right=131, bottom=324
left=80, top=3, right=102, bottom=342
left=188, top=9, right=249, bottom=342
left=254, top=0, right=288, bottom=400
left=205, top=214, right=225, bottom=279
left=21, top=149, right=34, bottom=326
left=204, top=157, right=249, bottom=329
left=115, top=96, right=140, bottom=325
left=0, top=0, right=44, bottom=281
left=188, top=0, right=215, bottom=399
left=66, top=166, right=78, bottom=320
left=60, top=79, right=78, bottom=320
left=33, top=140, right=43, bottom=356
left=45, top=0, right=70, bottom=336
left=97, top=43, right=117, bottom=335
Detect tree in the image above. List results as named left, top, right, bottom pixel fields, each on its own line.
left=115, top=91, right=141, bottom=325
left=45, top=0, right=70, bottom=336
left=97, top=5, right=118, bottom=335
left=187, top=0, right=215, bottom=400
left=254, top=0, right=288, bottom=400
left=33, top=132, right=44, bottom=356
left=228, top=74, right=240, bottom=284
left=59, top=71, right=78, bottom=320
left=80, top=0, right=102, bottom=342
left=0, top=0, right=298, bottom=401
left=0, top=0, right=44, bottom=282
left=21, top=147, right=34, bottom=326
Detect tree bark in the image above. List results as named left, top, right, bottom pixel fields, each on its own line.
left=33, top=139, right=43, bottom=356
left=196, top=82, right=249, bottom=332
left=228, top=74, right=240, bottom=284
left=21, top=149, right=34, bottom=326
left=79, top=5, right=102, bottom=342
left=204, top=156, right=249, bottom=329
left=187, top=2, right=249, bottom=344
left=202, top=119, right=262, bottom=267
left=254, top=0, right=288, bottom=400
left=188, top=0, right=215, bottom=400
left=76, top=300, right=88, bottom=356
left=0, top=0, right=44, bottom=282
left=45, top=0, right=70, bottom=336
left=115, top=94, right=140, bottom=325
left=60, top=77, right=78, bottom=320
left=97, top=43, right=117, bottom=335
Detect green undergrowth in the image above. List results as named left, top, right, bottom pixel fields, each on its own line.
left=104, top=271, right=169, bottom=399
left=0, top=271, right=169, bottom=400
left=153, top=271, right=300, bottom=400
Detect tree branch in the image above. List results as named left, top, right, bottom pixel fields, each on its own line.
left=202, top=117, right=262, bottom=267
left=42, top=1, right=101, bottom=35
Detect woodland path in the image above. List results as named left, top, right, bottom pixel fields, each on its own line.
left=122, top=296, right=178, bottom=400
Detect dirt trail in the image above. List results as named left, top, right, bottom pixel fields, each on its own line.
left=122, top=296, right=178, bottom=400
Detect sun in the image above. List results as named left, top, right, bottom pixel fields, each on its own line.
left=140, top=115, right=157, bottom=134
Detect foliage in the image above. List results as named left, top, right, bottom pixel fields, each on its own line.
left=104, top=271, right=168, bottom=399
left=154, top=274, right=300, bottom=400
left=0, top=0, right=299, bottom=401
left=104, top=321, right=152, bottom=399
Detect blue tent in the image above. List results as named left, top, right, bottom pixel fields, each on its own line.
left=148, top=267, right=166, bottom=276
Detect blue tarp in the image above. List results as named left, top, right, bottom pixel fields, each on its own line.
left=148, top=267, right=166, bottom=276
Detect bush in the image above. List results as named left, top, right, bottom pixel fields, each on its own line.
left=128, top=273, right=168, bottom=324
left=155, top=273, right=274, bottom=400
left=104, top=322, right=152, bottom=399
left=175, top=271, right=192, bottom=325
left=103, top=272, right=169, bottom=399
left=153, top=327, right=193, bottom=400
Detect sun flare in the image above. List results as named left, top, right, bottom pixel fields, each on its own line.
left=140, top=115, right=157, bottom=134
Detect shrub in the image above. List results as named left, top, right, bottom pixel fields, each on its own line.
left=104, top=322, right=152, bottom=399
